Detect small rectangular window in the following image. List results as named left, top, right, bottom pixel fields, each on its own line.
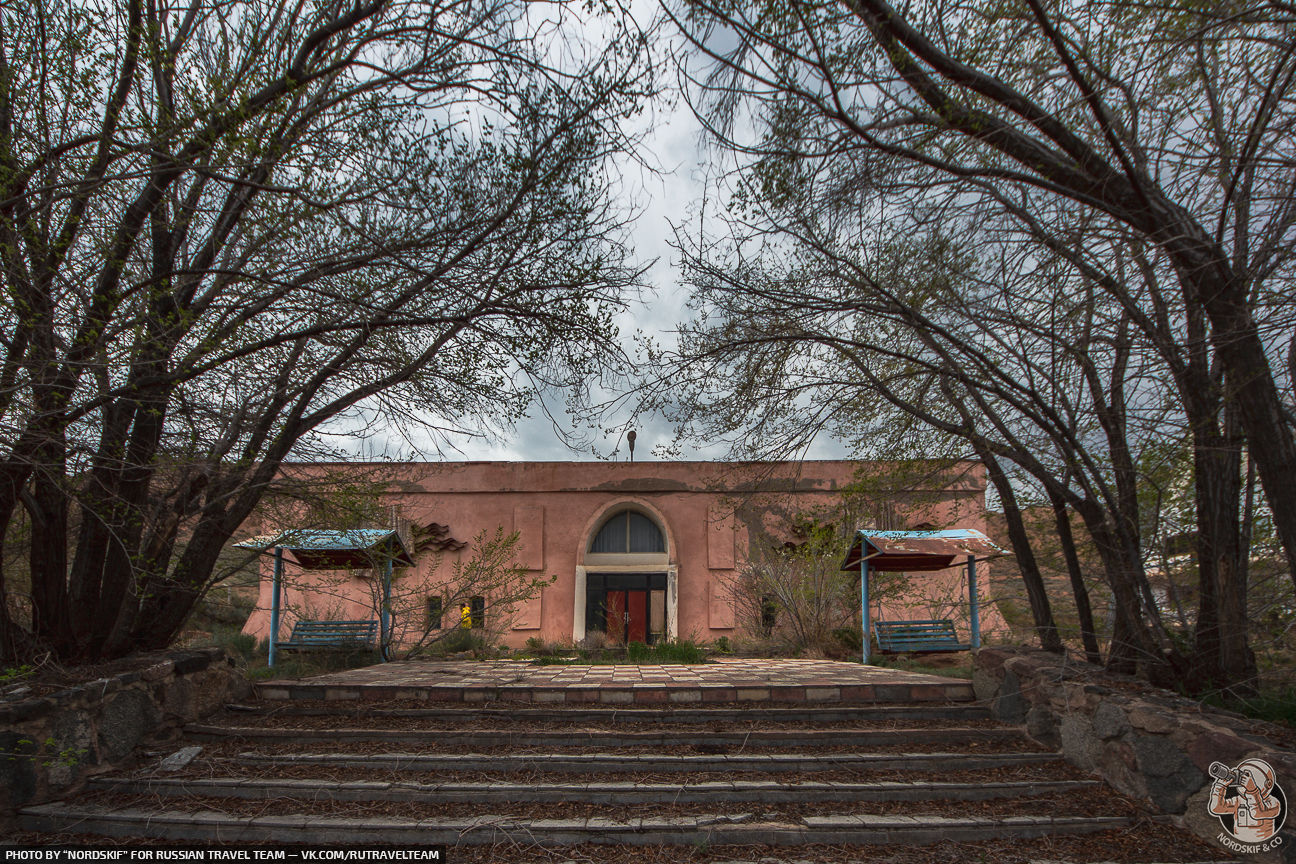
left=426, top=596, right=443, bottom=630
left=470, top=595, right=485, bottom=629
left=761, top=596, right=777, bottom=637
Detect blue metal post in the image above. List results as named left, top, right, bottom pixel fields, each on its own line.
left=269, top=547, right=284, bottom=668
left=860, top=555, right=871, bottom=665
left=968, top=555, right=980, bottom=650
left=380, top=540, right=393, bottom=662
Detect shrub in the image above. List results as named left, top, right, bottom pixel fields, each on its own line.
left=723, top=527, right=858, bottom=655
left=832, top=627, right=863, bottom=653
left=1202, top=686, right=1296, bottom=727
left=219, top=631, right=260, bottom=661
left=653, top=639, right=706, bottom=664
left=441, top=629, right=489, bottom=653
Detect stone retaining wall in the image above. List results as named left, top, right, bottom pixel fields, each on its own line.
left=974, top=646, right=1295, bottom=863
left=0, top=647, right=250, bottom=831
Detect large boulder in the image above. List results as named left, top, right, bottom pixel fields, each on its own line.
left=98, top=687, right=163, bottom=763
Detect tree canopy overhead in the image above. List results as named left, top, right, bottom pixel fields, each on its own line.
left=657, top=0, right=1296, bottom=690
left=0, top=0, right=658, bottom=661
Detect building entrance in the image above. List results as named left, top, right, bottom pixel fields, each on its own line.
left=586, top=572, right=666, bottom=645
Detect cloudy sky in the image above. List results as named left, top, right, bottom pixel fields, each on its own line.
left=354, top=5, right=851, bottom=465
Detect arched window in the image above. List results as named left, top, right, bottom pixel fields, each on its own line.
left=590, top=510, right=665, bottom=554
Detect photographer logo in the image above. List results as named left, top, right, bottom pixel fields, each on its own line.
left=1207, top=758, right=1286, bottom=854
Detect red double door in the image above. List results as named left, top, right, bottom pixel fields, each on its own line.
left=587, top=572, right=667, bottom=645
left=606, top=590, right=648, bottom=643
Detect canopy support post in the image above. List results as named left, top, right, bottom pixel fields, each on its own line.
left=861, top=555, right=871, bottom=665
left=380, top=540, right=393, bottom=662
left=968, top=554, right=980, bottom=650
left=269, top=547, right=284, bottom=669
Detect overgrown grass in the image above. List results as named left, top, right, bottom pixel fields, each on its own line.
left=193, top=624, right=382, bottom=680
left=245, top=648, right=382, bottom=679
left=1201, top=686, right=1296, bottom=727
left=529, top=638, right=709, bottom=666
left=870, top=653, right=975, bottom=679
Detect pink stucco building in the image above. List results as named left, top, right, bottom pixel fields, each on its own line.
left=241, top=460, right=999, bottom=650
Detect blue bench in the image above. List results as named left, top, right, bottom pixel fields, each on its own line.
left=874, top=619, right=970, bottom=654
left=276, top=620, right=378, bottom=652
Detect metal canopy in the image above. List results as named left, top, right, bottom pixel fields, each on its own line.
left=235, top=528, right=416, bottom=569
left=840, top=529, right=1007, bottom=573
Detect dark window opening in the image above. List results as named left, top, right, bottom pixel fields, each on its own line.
left=426, top=596, right=444, bottom=630
left=761, top=596, right=777, bottom=637
left=590, top=511, right=665, bottom=554
left=469, top=595, right=485, bottom=629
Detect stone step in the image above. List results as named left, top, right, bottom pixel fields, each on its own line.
left=18, top=801, right=1150, bottom=846
left=226, top=703, right=992, bottom=723
left=252, top=679, right=974, bottom=705
left=186, top=724, right=1021, bottom=747
left=89, top=775, right=1102, bottom=805
left=232, top=749, right=1064, bottom=773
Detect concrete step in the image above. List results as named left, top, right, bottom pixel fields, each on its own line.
left=252, top=678, right=974, bottom=705
left=18, top=801, right=1152, bottom=846
left=185, top=723, right=1021, bottom=747
left=88, top=775, right=1103, bottom=805
left=231, top=749, right=1064, bottom=773
left=226, top=703, right=993, bottom=723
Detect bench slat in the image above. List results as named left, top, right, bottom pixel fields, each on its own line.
left=874, top=619, right=968, bottom=654
left=276, top=619, right=378, bottom=652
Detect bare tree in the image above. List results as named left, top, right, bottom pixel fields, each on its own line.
left=0, top=0, right=658, bottom=661
left=652, top=0, right=1292, bottom=691
left=652, top=212, right=1218, bottom=684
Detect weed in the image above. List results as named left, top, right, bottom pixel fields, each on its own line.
left=217, top=630, right=259, bottom=662
left=871, top=653, right=974, bottom=679
left=651, top=639, right=707, bottom=664
left=4, top=737, right=83, bottom=769
left=713, top=636, right=732, bottom=654
left=41, top=738, right=87, bottom=769
left=440, top=629, right=490, bottom=654
left=527, top=638, right=708, bottom=666
left=249, top=649, right=381, bottom=679
left=6, top=738, right=37, bottom=763
left=832, top=626, right=863, bottom=653
left=531, top=656, right=579, bottom=666
left=1202, top=686, right=1296, bottom=727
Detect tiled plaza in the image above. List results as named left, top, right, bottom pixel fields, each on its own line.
left=256, top=657, right=975, bottom=704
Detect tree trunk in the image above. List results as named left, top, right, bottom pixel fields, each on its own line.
left=1047, top=489, right=1101, bottom=664
left=1166, top=235, right=1296, bottom=594
left=1072, top=499, right=1161, bottom=674
left=976, top=444, right=1062, bottom=651
left=1191, top=396, right=1255, bottom=696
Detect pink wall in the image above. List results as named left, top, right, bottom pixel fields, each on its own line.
left=242, top=460, right=996, bottom=649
